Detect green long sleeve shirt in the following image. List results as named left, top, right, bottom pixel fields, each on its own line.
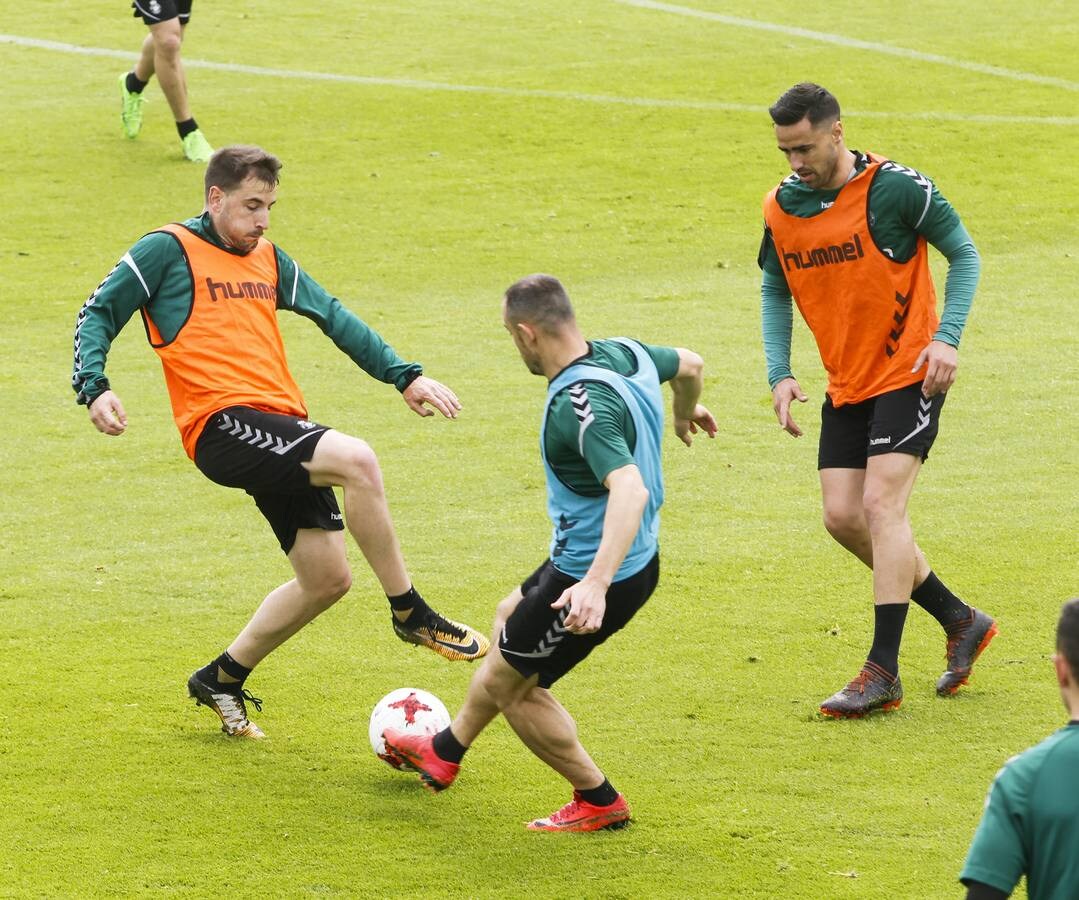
left=72, top=213, right=421, bottom=406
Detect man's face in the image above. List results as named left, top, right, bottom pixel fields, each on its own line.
left=502, top=300, right=544, bottom=376
left=774, top=116, right=844, bottom=189
left=207, top=176, right=277, bottom=253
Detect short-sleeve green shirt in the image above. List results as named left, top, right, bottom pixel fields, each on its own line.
left=961, top=723, right=1079, bottom=899
left=544, top=339, right=679, bottom=496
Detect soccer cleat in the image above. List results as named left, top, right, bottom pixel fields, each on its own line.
left=181, top=129, right=214, bottom=163
left=819, top=661, right=903, bottom=719
left=382, top=729, right=460, bottom=792
left=118, top=73, right=145, bottom=139
left=187, top=672, right=266, bottom=739
left=393, top=608, right=490, bottom=661
left=526, top=791, right=631, bottom=832
left=936, top=607, right=999, bottom=696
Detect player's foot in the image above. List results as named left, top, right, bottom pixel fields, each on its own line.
left=937, top=607, right=999, bottom=696
left=382, top=729, right=460, bottom=792
left=819, top=661, right=903, bottom=719
left=393, top=608, right=490, bottom=661
left=118, top=73, right=145, bottom=139
left=187, top=672, right=265, bottom=739
left=526, top=791, right=631, bottom=832
left=181, top=129, right=214, bottom=163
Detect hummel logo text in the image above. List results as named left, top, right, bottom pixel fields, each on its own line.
left=870, top=437, right=891, bottom=446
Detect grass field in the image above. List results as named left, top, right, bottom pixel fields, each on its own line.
left=2, top=1, right=1077, bottom=897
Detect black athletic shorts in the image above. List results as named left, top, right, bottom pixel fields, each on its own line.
left=818, top=381, right=945, bottom=470
left=194, top=406, right=344, bottom=555
left=132, top=0, right=192, bottom=26
left=499, top=553, right=660, bottom=689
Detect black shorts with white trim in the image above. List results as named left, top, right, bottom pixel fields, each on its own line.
left=818, top=381, right=945, bottom=469
left=499, top=553, right=659, bottom=689
left=194, top=406, right=343, bottom=554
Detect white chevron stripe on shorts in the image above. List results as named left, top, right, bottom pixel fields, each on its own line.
left=893, top=395, right=933, bottom=449
left=217, top=412, right=323, bottom=456
left=501, top=608, right=571, bottom=660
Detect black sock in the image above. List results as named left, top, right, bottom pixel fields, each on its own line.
left=866, top=603, right=908, bottom=678
left=196, top=651, right=251, bottom=691
left=432, top=727, right=468, bottom=764
left=578, top=778, right=619, bottom=807
left=911, top=572, right=971, bottom=628
left=125, top=71, right=148, bottom=93
left=388, top=586, right=430, bottom=624
left=176, top=118, right=198, bottom=139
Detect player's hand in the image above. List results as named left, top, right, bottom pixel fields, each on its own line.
left=674, top=404, right=718, bottom=446
left=771, top=377, right=807, bottom=437
left=88, top=390, right=128, bottom=435
left=912, top=340, right=957, bottom=398
left=402, top=376, right=462, bottom=419
left=551, top=577, right=607, bottom=634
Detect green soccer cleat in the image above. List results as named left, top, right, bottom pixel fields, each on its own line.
left=182, top=129, right=214, bottom=163
left=118, top=73, right=145, bottom=139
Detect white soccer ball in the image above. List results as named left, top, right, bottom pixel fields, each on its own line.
left=368, top=687, right=451, bottom=769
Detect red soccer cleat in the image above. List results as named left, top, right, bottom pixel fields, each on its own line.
left=382, top=729, right=460, bottom=792
left=526, top=792, right=631, bottom=832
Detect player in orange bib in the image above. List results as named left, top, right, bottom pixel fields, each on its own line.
left=759, top=84, right=997, bottom=718
left=72, top=146, right=489, bottom=739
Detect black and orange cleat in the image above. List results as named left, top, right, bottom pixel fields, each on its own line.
left=382, top=729, right=460, bottom=791
left=187, top=672, right=266, bottom=739
left=393, top=608, right=489, bottom=662
left=819, top=661, right=903, bottom=719
left=937, top=608, right=998, bottom=696
left=526, top=792, right=631, bottom=832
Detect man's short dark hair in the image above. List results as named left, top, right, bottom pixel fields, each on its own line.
left=504, top=274, right=576, bottom=333
left=1057, top=598, right=1079, bottom=677
left=769, top=83, right=841, bottom=127
left=204, top=145, right=282, bottom=198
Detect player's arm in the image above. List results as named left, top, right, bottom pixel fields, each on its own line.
left=893, top=171, right=981, bottom=397
left=72, top=235, right=171, bottom=435
left=759, top=228, right=808, bottom=436
left=668, top=348, right=716, bottom=446
left=912, top=220, right=980, bottom=396
left=636, top=341, right=716, bottom=445
left=276, top=247, right=460, bottom=418
left=554, top=463, right=649, bottom=635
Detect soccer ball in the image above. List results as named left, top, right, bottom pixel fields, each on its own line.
left=368, top=687, right=451, bottom=769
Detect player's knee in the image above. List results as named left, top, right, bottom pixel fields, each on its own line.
left=494, top=595, right=518, bottom=628
left=153, top=31, right=183, bottom=57
left=309, top=567, right=352, bottom=607
left=861, top=487, right=903, bottom=532
left=340, top=441, right=385, bottom=494
left=823, top=504, right=862, bottom=542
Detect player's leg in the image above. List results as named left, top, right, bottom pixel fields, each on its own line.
left=863, top=451, right=923, bottom=606
left=381, top=585, right=528, bottom=788
left=817, top=396, right=911, bottom=718
left=820, top=467, right=873, bottom=565
left=146, top=18, right=190, bottom=122
left=490, top=559, right=654, bottom=829
left=870, top=384, right=998, bottom=694
left=187, top=484, right=350, bottom=739
left=305, top=428, right=487, bottom=660
left=226, top=527, right=352, bottom=669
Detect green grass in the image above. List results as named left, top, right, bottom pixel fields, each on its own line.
left=2, top=1, right=1077, bottom=896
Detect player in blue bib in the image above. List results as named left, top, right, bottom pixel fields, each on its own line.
left=384, top=274, right=716, bottom=831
